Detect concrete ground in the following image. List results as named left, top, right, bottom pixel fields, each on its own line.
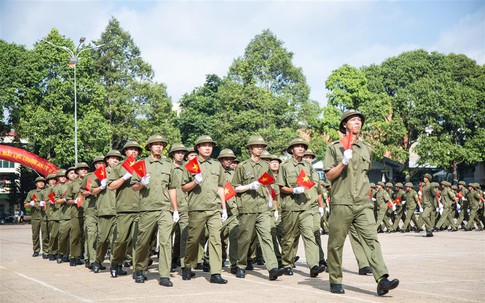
left=0, top=224, right=484, bottom=303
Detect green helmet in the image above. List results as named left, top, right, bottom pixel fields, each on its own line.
left=122, top=141, right=142, bottom=154
left=303, top=148, right=316, bottom=158
left=92, top=156, right=105, bottom=166
left=287, top=138, right=308, bottom=154
left=194, top=135, right=217, bottom=147
left=395, top=182, right=404, bottom=189
left=423, top=173, right=432, bottom=181
left=233, top=158, right=240, bottom=164
left=34, top=177, right=46, bottom=183
left=369, top=182, right=376, bottom=188
left=404, top=182, right=414, bottom=188
left=430, top=182, right=439, bottom=187
left=218, top=148, right=236, bottom=160
left=458, top=181, right=466, bottom=186
left=46, top=174, right=57, bottom=181
left=441, top=181, right=451, bottom=187
left=385, top=182, right=394, bottom=188
left=169, top=143, right=187, bottom=156
left=270, top=155, right=282, bottom=163
left=377, top=181, right=385, bottom=187
left=473, top=183, right=481, bottom=190
left=56, top=169, right=67, bottom=177
left=145, top=134, right=168, bottom=151
left=339, top=109, right=365, bottom=134
left=105, top=150, right=123, bottom=161
left=65, top=167, right=76, bottom=176
left=245, top=135, right=268, bottom=148
left=451, top=185, right=458, bottom=190
left=184, top=146, right=197, bottom=160
left=260, top=150, right=271, bottom=160
left=75, top=162, right=90, bottom=172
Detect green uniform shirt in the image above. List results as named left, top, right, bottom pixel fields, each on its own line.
left=376, top=190, right=391, bottom=209
left=277, top=157, right=314, bottom=211
left=232, top=158, right=272, bottom=214
left=309, top=169, right=323, bottom=209
left=137, top=157, right=179, bottom=211
left=24, top=188, right=45, bottom=221
left=55, top=182, right=71, bottom=220
left=405, top=189, right=419, bottom=210
left=440, top=188, right=454, bottom=208
left=96, top=166, right=116, bottom=216
left=322, top=140, right=372, bottom=205
left=467, top=190, right=481, bottom=209
left=45, top=186, right=59, bottom=221
left=80, top=173, right=98, bottom=216
left=108, top=161, right=140, bottom=213
left=173, top=165, right=188, bottom=212
left=224, top=168, right=238, bottom=216
left=182, top=156, right=225, bottom=211
left=67, top=178, right=84, bottom=218
left=422, top=183, right=436, bottom=207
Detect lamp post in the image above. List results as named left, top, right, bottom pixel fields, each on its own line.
left=42, top=37, right=103, bottom=165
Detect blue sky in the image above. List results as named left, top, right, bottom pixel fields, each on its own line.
left=1, top=1, right=484, bottom=107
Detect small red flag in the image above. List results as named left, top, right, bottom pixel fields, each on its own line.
left=132, top=160, right=147, bottom=178
left=340, top=132, right=353, bottom=150
left=185, top=157, right=201, bottom=174
left=32, top=194, right=37, bottom=203
left=387, top=201, right=393, bottom=209
left=456, top=192, right=463, bottom=199
left=258, top=172, right=275, bottom=185
left=394, top=197, right=402, bottom=204
left=270, top=188, right=278, bottom=199
left=76, top=193, right=83, bottom=208
left=85, top=177, right=93, bottom=191
left=296, top=169, right=314, bottom=190
left=48, top=192, right=56, bottom=204
left=122, top=154, right=136, bottom=174
left=224, top=180, right=236, bottom=201
left=369, top=190, right=373, bottom=198
left=94, top=165, right=107, bottom=181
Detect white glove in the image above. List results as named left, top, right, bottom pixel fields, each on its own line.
left=419, top=207, right=423, bottom=213
left=467, top=209, right=470, bottom=215
left=319, top=207, right=324, bottom=217
left=221, top=209, right=228, bottom=222
left=456, top=204, right=461, bottom=210
left=372, top=198, right=376, bottom=202
left=39, top=201, right=45, bottom=207
left=418, top=191, right=422, bottom=196
left=325, top=207, right=329, bottom=213
left=342, top=149, right=353, bottom=165
left=435, top=207, right=439, bottom=212
left=100, top=179, right=107, bottom=189
left=274, top=210, right=279, bottom=221
left=462, top=197, right=467, bottom=201
left=249, top=181, right=261, bottom=190
left=439, top=208, right=443, bottom=215
left=268, top=199, right=273, bottom=209
left=402, top=200, right=406, bottom=205
left=173, top=211, right=180, bottom=223
left=438, top=204, right=443, bottom=211
left=30, top=201, right=35, bottom=206
left=122, top=172, right=132, bottom=180
left=74, top=198, right=79, bottom=206
left=141, top=174, right=151, bottom=186
left=293, top=187, right=305, bottom=194
left=194, top=173, right=203, bottom=184
left=392, top=204, right=396, bottom=211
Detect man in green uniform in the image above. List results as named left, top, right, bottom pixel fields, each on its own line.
left=419, top=174, right=436, bottom=237
left=435, top=181, right=457, bottom=231
left=392, top=183, right=406, bottom=231
left=375, top=182, right=393, bottom=233
left=455, top=181, right=469, bottom=229
left=464, top=183, right=484, bottom=231
left=92, top=150, right=123, bottom=272
left=232, top=135, right=284, bottom=281
left=132, top=135, right=179, bottom=286
left=384, top=183, right=396, bottom=232
left=181, top=135, right=228, bottom=284
left=277, top=138, right=326, bottom=277
left=323, top=109, right=399, bottom=295
left=55, top=168, right=73, bottom=264
left=23, top=177, right=46, bottom=257
left=169, top=143, right=188, bottom=272
left=217, top=148, right=239, bottom=274
left=45, top=174, right=59, bottom=261
left=108, top=141, right=142, bottom=277
left=269, top=154, right=283, bottom=267
left=401, top=182, right=421, bottom=232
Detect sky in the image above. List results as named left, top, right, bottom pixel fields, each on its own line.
left=1, top=0, right=484, bottom=108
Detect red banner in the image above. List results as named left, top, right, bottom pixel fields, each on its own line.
left=0, top=145, right=58, bottom=177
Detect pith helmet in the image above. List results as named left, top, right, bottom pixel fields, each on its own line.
left=56, top=169, right=67, bottom=177
left=441, top=181, right=451, bottom=187
left=92, top=156, right=105, bottom=166
left=105, top=150, right=123, bottom=161
left=303, top=148, right=316, bottom=158
left=431, top=182, right=439, bottom=187
left=451, top=185, right=458, bottom=190
left=458, top=181, right=466, bottom=186
left=46, top=174, right=57, bottom=181
left=218, top=148, right=236, bottom=160
left=369, top=182, right=376, bottom=188
left=184, top=146, right=196, bottom=160
left=473, top=183, right=481, bottom=190
left=169, top=143, right=187, bottom=156
left=233, top=158, right=240, bottom=164
left=339, top=109, right=365, bottom=134
left=194, top=135, right=217, bottom=147
left=395, top=182, right=404, bottom=189
left=377, top=181, right=385, bottom=187
left=75, top=162, right=90, bottom=172
left=34, top=177, right=46, bottom=183
left=270, top=155, right=282, bottom=163
left=287, top=138, right=308, bottom=154
left=385, top=182, right=394, bottom=188
left=260, top=150, right=271, bottom=160
left=245, top=135, right=268, bottom=148
left=423, top=173, right=432, bottom=181
left=145, top=134, right=168, bottom=151
left=65, top=167, right=76, bottom=176
left=404, top=182, right=414, bottom=188
left=122, top=141, right=142, bottom=153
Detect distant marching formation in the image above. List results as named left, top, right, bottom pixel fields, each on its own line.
left=23, top=110, right=481, bottom=296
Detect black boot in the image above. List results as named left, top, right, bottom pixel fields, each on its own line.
left=210, top=274, right=228, bottom=284
left=70, top=258, right=76, bottom=266
left=377, top=277, right=399, bottom=296
left=117, top=265, right=127, bottom=275
left=134, top=270, right=145, bottom=283
left=92, top=262, right=101, bottom=273
left=110, top=263, right=118, bottom=278
left=182, top=267, right=193, bottom=280
left=268, top=268, right=284, bottom=281
left=159, top=277, right=173, bottom=287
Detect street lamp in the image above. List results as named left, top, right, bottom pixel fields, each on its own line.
left=42, top=37, right=103, bottom=165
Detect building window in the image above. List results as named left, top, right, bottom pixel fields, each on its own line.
left=1, top=160, right=15, bottom=168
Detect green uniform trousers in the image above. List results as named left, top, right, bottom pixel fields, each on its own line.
left=328, top=203, right=388, bottom=284
left=70, top=217, right=84, bottom=258
left=270, top=212, right=282, bottom=261
left=41, top=220, right=50, bottom=255
left=418, top=207, right=434, bottom=232
left=236, top=212, right=278, bottom=271
left=84, top=214, right=98, bottom=264
left=465, top=207, right=483, bottom=230
left=48, top=220, right=59, bottom=256
left=111, top=212, right=138, bottom=265
left=392, top=205, right=405, bottom=230
left=30, top=219, right=42, bottom=254
left=172, top=211, right=189, bottom=267
left=402, top=208, right=420, bottom=230
left=58, top=219, right=71, bottom=257
left=96, top=215, right=116, bottom=263
left=376, top=206, right=393, bottom=231
left=436, top=208, right=457, bottom=230
left=281, top=209, right=319, bottom=269
left=135, top=210, right=173, bottom=277
left=312, top=209, right=325, bottom=262
left=185, top=210, right=222, bottom=274
left=221, top=214, right=239, bottom=266
left=349, top=224, right=370, bottom=269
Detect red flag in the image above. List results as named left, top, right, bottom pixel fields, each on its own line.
left=296, top=169, right=314, bottom=190
left=85, top=177, right=93, bottom=191
left=48, top=192, right=56, bottom=204
left=94, top=165, right=107, bottom=181
left=76, top=193, right=83, bottom=208
left=418, top=183, right=423, bottom=201
left=224, top=180, right=236, bottom=201
left=122, top=154, right=136, bottom=174
left=258, top=172, right=275, bottom=185
left=270, top=188, right=278, bottom=199
left=394, top=197, right=402, bottom=204
left=456, top=192, right=463, bottom=199
left=387, top=201, right=393, bottom=209
left=132, top=160, right=147, bottom=178
left=32, top=194, right=37, bottom=203
left=340, top=132, right=353, bottom=150
left=369, top=190, right=373, bottom=198
left=185, top=157, right=201, bottom=174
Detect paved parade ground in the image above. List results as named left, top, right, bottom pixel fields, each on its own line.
left=0, top=224, right=484, bottom=303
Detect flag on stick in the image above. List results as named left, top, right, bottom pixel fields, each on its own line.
left=185, top=157, right=201, bottom=174
left=224, top=180, right=236, bottom=201
left=132, top=160, right=147, bottom=178
left=296, top=169, right=314, bottom=190
left=258, top=172, right=275, bottom=185
left=122, top=154, right=136, bottom=174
